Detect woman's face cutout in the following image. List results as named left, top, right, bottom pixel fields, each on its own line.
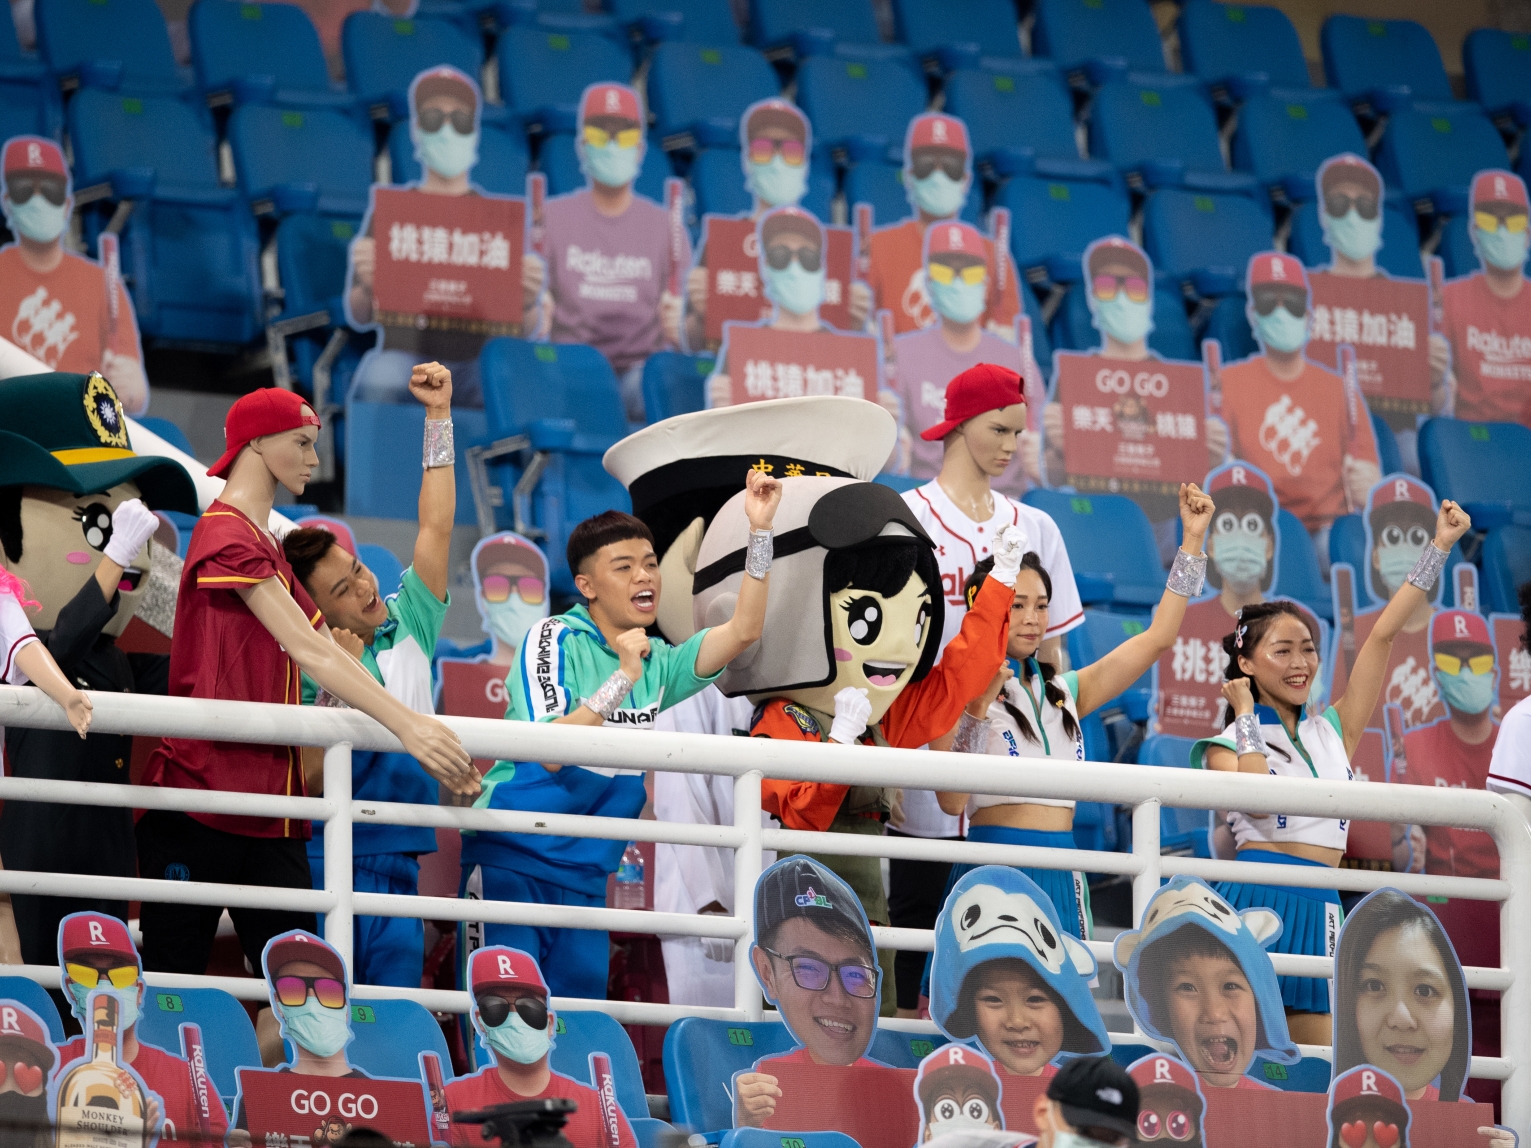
left=827, top=570, right=932, bottom=723
left=1163, top=951, right=1258, bottom=1087
left=1237, top=614, right=1318, bottom=711
left=970, top=962, right=1065, bottom=1076
left=1005, top=566, right=1049, bottom=661
left=1356, top=923, right=1456, bottom=1096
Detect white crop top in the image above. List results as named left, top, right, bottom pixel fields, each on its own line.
left=1192, top=705, right=1354, bottom=852
left=967, top=667, right=1084, bottom=814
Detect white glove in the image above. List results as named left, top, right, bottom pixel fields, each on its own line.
left=104, top=499, right=160, bottom=568
left=702, top=937, right=734, bottom=963
left=988, top=524, right=1030, bottom=586
left=828, top=687, right=872, bottom=744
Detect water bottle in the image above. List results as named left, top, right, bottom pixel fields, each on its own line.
left=614, top=842, right=646, bottom=910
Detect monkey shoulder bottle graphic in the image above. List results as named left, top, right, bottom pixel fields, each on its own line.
left=55, top=994, right=149, bottom=1148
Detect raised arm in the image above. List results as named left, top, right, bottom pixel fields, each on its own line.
left=695, top=469, right=782, bottom=677
left=408, top=363, right=456, bottom=601
left=1074, top=483, right=1213, bottom=716
left=1333, top=500, right=1471, bottom=755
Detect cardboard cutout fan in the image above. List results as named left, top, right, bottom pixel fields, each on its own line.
left=1127, top=1052, right=1207, bottom=1147
left=912, top=1044, right=1008, bottom=1145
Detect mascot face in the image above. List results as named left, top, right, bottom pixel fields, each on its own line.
left=1136, top=1086, right=1203, bottom=1145
left=1140, top=883, right=1243, bottom=939
left=803, top=572, right=933, bottom=722
left=5, top=481, right=148, bottom=634
left=952, top=883, right=1071, bottom=973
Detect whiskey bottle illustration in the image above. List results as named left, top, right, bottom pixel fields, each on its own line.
left=55, top=993, right=148, bottom=1148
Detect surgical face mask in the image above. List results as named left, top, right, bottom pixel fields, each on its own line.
left=1474, top=223, right=1530, bottom=272
left=415, top=126, right=478, bottom=180
left=927, top=274, right=986, bottom=324
left=482, top=1011, right=551, bottom=1065
left=1437, top=665, right=1495, bottom=714
left=1322, top=208, right=1384, bottom=263
left=1212, top=531, right=1267, bottom=586
left=279, top=997, right=351, bottom=1057
left=5, top=194, right=67, bottom=243
left=909, top=170, right=966, bottom=219
left=1376, top=522, right=1430, bottom=594
left=68, top=984, right=139, bottom=1030
left=763, top=261, right=825, bottom=316
left=581, top=140, right=641, bottom=189
left=481, top=594, right=544, bottom=651
left=1091, top=294, right=1153, bottom=346
left=926, top=1096, right=992, bottom=1140
left=1253, top=306, right=1308, bottom=353
left=746, top=155, right=806, bottom=209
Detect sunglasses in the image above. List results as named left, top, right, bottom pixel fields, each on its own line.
left=1435, top=652, right=1494, bottom=676
left=1092, top=273, right=1149, bottom=304
left=927, top=261, right=987, bottom=286
left=274, top=975, right=347, bottom=1010
left=762, top=947, right=878, bottom=998
left=475, top=992, right=548, bottom=1031
left=1323, top=192, right=1379, bottom=220
left=583, top=125, right=642, bottom=150
left=765, top=244, right=821, bottom=273
left=5, top=175, right=66, bottom=207
left=748, top=137, right=805, bottom=167
left=909, top=154, right=966, bottom=182
left=417, top=107, right=474, bottom=135
left=1474, top=210, right=1529, bottom=234
left=1252, top=287, right=1308, bottom=317
left=65, top=963, right=139, bottom=990
left=482, top=575, right=545, bottom=605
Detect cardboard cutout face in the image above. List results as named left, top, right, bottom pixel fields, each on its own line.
left=1362, top=474, right=1441, bottom=608
left=1203, top=461, right=1279, bottom=597
left=469, top=531, right=549, bottom=662
left=1427, top=610, right=1495, bottom=719
left=1082, top=236, right=1155, bottom=351
left=259, top=931, right=355, bottom=1066
left=1127, top=1053, right=1206, bottom=1147
left=914, top=1045, right=1005, bottom=1144
left=0, top=998, right=56, bottom=1148
left=48, top=989, right=161, bottom=1148
left=1325, top=1066, right=1411, bottom=1148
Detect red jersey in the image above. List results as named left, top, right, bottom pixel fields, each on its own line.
left=1328, top=610, right=1440, bottom=731
left=0, top=244, right=142, bottom=376
left=54, top=1036, right=230, bottom=1144
left=1219, top=353, right=1379, bottom=530
left=144, top=501, right=323, bottom=838
left=1440, top=272, right=1531, bottom=425
left=1401, top=717, right=1500, bottom=879
left=443, top=1066, right=636, bottom=1148
left=753, top=1047, right=881, bottom=1071
left=865, top=219, right=1020, bottom=336
left=1229, top=1074, right=1277, bottom=1090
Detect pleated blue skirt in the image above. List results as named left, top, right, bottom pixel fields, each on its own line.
left=1215, top=849, right=1341, bottom=1014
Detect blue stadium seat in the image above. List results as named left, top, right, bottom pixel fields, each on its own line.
left=1418, top=418, right=1531, bottom=531
left=1374, top=102, right=1511, bottom=216
left=1200, top=291, right=1257, bottom=363
left=1141, top=186, right=1272, bottom=298
left=346, top=400, right=486, bottom=521
left=647, top=42, right=778, bottom=150
left=867, top=1028, right=948, bottom=1068
left=228, top=105, right=374, bottom=219
left=1031, top=0, right=1164, bottom=86
left=188, top=0, right=352, bottom=109
left=998, top=164, right=1131, bottom=284
left=69, top=89, right=264, bottom=346
left=845, top=162, right=984, bottom=229
left=1231, top=89, right=1369, bottom=202
left=1021, top=490, right=1164, bottom=609
left=721, top=1133, right=859, bottom=1148
left=347, top=998, right=451, bottom=1079
left=795, top=54, right=927, bottom=163
left=135, top=415, right=195, bottom=457
left=1275, top=507, right=1330, bottom=622
left=1257, top=1054, right=1335, bottom=1093
left=1463, top=29, right=1531, bottom=126
left=268, top=214, right=364, bottom=398
left=538, top=131, right=671, bottom=200
left=1371, top=411, right=1405, bottom=477
left=356, top=542, right=404, bottom=598
left=35, top=0, right=189, bottom=94
left=137, top=986, right=259, bottom=1108
left=0, top=978, right=65, bottom=1044
left=662, top=1018, right=797, bottom=1134
left=1049, top=281, right=1195, bottom=361
left=1108, top=1040, right=1156, bottom=1069
left=0, top=9, right=62, bottom=141
left=1022, top=284, right=1053, bottom=366
left=389, top=117, right=531, bottom=194
left=342, top=12, right=484, bottom=118
left=607, top=0, right=740, bottom=45
left=497, top=25, right=633, bottom=135
left=874, top=473, right=924, bottom=494
left=1285, top=195, right=1423, bottom=281
left=1482, top=525, right=1531, bottom=615
left=641, top=351, right=714, bottom=421
left=1329, top=509, right=1471, bottom=609
left=747, top=0, right=880, bottom=58
left=689, top=147, right=836, bottom=219
left=942, top=60, right=1078, bottom=177
left=1320, top=15, right=1453, bottom=113
left=1136, top=734, right=1213, bottom=857
left=1065, top=608, right=1151, bottom=720
left=887, top=0, right=1020, bottom=71
left=1176, top=0, right=1309, bottom=100
left=1090, top=74, right=1253, bottom=192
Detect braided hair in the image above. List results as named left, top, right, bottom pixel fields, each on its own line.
left=964, top=554, right=1081, bottom=748
left=1218, top=599, right=1320, bottom=745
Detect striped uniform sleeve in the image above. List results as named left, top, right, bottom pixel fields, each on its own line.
left=1489, top=697, right=1531, bottom=798
left=189, top=513, right=279, bottom=590
left=512, top=616, right=573, bottom=721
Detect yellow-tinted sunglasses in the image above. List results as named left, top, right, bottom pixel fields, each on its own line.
left=583, top=125, right=642, bottom=150
left=66, top=962, right=139, bottom=990
left=1474, top=211, right=1529, bottom=234
left=1434, top=652, right=1495, bottom=676
left=927, top=262, right=987, bottom=286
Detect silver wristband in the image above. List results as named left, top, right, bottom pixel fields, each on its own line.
left=1234, top=712, right=1267, bottom=757
left=586, top=669, right=633, bottom=720
left=745, top=528, right=773, bottom=581
left=1406, top=542, right=1449, bottom=592
left=423, top=418, right=455, bottom=469
left=1166, top=548, right=1208, bottom=598
left=951, top=710, right=990, bottom=755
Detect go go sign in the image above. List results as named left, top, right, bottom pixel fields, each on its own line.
left=236, top=1068, right=433, bottom=1146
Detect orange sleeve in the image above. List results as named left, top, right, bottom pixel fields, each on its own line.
left=752, top=699, right=851, bottom=833
left=881, top=573, right=1012, bottom=748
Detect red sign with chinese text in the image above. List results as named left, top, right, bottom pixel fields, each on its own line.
left=700, top=216, right=856, bottom=350
left=236, top=1069, right=432, bottom=1148
left=436, top=658, right=511, bottom=774
left=1306, top=270, right=1432, bottom=415
left=721, top=323, right=880, bottom=406
left=1493, top=613, right=1531, bottom=716
left=369, top=186, right=525, bottom=336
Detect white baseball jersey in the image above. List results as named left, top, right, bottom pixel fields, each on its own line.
left=1489, top=693, right=1531, bottom=799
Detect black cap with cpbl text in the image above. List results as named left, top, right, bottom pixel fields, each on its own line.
left=754, top=856, right=869, bottom=943
left=1046, top=1056, right=1138, bottom=1141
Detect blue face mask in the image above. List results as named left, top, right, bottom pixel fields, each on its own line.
left=1376, top=541, right=1424, bottom=596
left=1211, top=532, right=1267, bottom=587
left=1322, top=208, right=1384, bottom=263
left=909, top=170, right=966, bottom=219
left=1253, top=306, right=1308, bottom=353
left=581, top=140, right=642, bottom=189
left=279, top=997, right=351, bottom=1057
left=927, top=274, right=986, bottom=324
left=482, top=1011, right=551, bottom=1065
left=1437, top=665, right=1494, bottom=715
left=69, top=984, right=139, bottom=1030
left=1091, top=294, right=1154, bottom=346
left=415, top=126, right=478, bottom=180
left=746, top=155, right=807, bottom=209
left=1474, top=223, right=1530, bottom=272
left=6, top=194, right=67, bottom=243
left=481, top=594, right=544, bottom=651
left=763, top=261, right=825, bottom=316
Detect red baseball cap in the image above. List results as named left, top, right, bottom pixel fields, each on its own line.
left=1318, top=153, right=1382, bottom=199
left=1247, top=252, right=1308, bottom=290
left=412, top=65, right=480, bottom=114
left=208, top=388, right=321, bottom=479
left=581, top=82, right=642, bottom=124
left=907, top=113, right=969, bottom=155
left=60, top=912, right=139, bottom=964
left=263, top=930, right=347, bottom=983
left=1329, top=1065, right=1408, bottom=1110
left=1368, top=474, right=1433, bottom=512
left=914, top=1044, right=1000, bottom=1108
left=1128, top=1054, right=1198, bottom=1092
left=470, top=946, right=549, bottom=996
left=1207, top=462, right=1274, bottom=498
left=1432, top=609, right=1492, bottom=648
left=3, top=136, right=66, bottom=179
left=0, top=1002, right=56, bottom=1072
left=1086, top=235, right=1150, bottom=280
left=927, top=221, right=987, bottom=261
left=920, top=363, right=1024, bottom=441
left=1472, top=169, right=1529, bottom=210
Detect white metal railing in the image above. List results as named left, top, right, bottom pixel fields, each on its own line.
left=1, top=685, right=1528, bottom=1121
